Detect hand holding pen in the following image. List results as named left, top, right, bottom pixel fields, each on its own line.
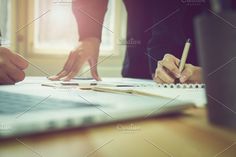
left=154, top=39, right=203, bottom=84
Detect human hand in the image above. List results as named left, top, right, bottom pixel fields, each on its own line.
left=154, top=54, right=203, bottom=84
left=49, top=37, right=101, bottom=81
left=0, top=47, right=28, bottom=84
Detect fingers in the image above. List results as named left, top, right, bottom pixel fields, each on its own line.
left=162, top=54, right=181, bottom=78
left=0, top=71, right=15, bottom=85
left=154, top=54, right=201, bottom=84
left=48, top=51, right=76, bottom=80
left=0, top=48, right=26, bottom=84
left=154, top=54, right=179, bottom=84
left=49, top=38, right=101, bottom=81
left=61, top=53, right=87, bottom=81
left=0, top=60, right=25, bottom=84
left=49, top=71, right=68, bottom=81
left=154, top=75, right=165, bottom=84
left=6, top=61, right=26, bottom=82
left=88, top=59, right=101, bottom=81
left=1, top=48, right=29, bottom=70
left=164, top=54, right=180, bottom=66
left=10, top=53, right=29, bottom=70
left=179, top=64, right=194, bottom=83
left=155, top=61, right=175, bottom=83
left=62, top=51, right=77, bottom=72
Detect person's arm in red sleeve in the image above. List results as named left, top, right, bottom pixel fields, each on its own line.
left=49, top=0, right=108, bottom=81
left=73, top=0, right=108, bottom=41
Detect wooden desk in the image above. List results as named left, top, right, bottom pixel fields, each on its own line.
left=0, top=108, right=235, bottom=157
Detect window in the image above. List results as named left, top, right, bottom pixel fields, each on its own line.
left=33, top=0, right=118, bottom=55
left=0, top=0, right=11, bottom=46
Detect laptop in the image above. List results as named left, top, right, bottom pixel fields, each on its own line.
left=0, top=77, right=194, bottom=138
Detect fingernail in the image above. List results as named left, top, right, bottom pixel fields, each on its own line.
left=48, top=76, right=57, bottom=80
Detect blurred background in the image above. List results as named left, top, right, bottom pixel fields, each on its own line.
left=0, top=0, right=127, bottom=77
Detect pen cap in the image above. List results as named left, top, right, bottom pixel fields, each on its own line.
left=194, top=11, right=236, bottom=129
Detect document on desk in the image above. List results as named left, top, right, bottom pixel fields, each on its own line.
left=135, top=87, right=206, bottom=107
left=41, top=78, right=156, bottom=89
left=93, top=84, right=207, bottom=107
left=40, top=77, right=206, bottom=107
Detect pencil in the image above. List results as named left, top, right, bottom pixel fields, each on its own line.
left=179, top=38, right=191, bottom=72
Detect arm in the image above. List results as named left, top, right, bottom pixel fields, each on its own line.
left=154, top=54, right=203, bottom=84
left=148, top=1, right=207, bottom=83
left=72, top=0, right=108, bottom=41
left=49, top=0, right=108, bottom=81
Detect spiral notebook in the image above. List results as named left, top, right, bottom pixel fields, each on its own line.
left=154, top=83, right=205, bottom=88
left=93, top=83, right=207, bottom=107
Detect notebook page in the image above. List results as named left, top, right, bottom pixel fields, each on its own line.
left=133, top=87, right=207, bottom=107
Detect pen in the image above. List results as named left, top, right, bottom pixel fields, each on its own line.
left=179, top=38, right=191, bottom=72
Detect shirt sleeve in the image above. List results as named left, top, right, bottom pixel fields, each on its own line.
left=72, top=0, right=108, bottom=41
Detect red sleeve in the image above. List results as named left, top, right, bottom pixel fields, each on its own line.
left=72, top=0, right=108, bottom=41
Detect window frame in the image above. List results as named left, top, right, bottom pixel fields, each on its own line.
left=0, top=0, right=16, bottom=50
left=26, top=0, right=124, bottom=58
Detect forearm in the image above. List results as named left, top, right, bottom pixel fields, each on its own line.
left=72, top=0, right=108, bottom=41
